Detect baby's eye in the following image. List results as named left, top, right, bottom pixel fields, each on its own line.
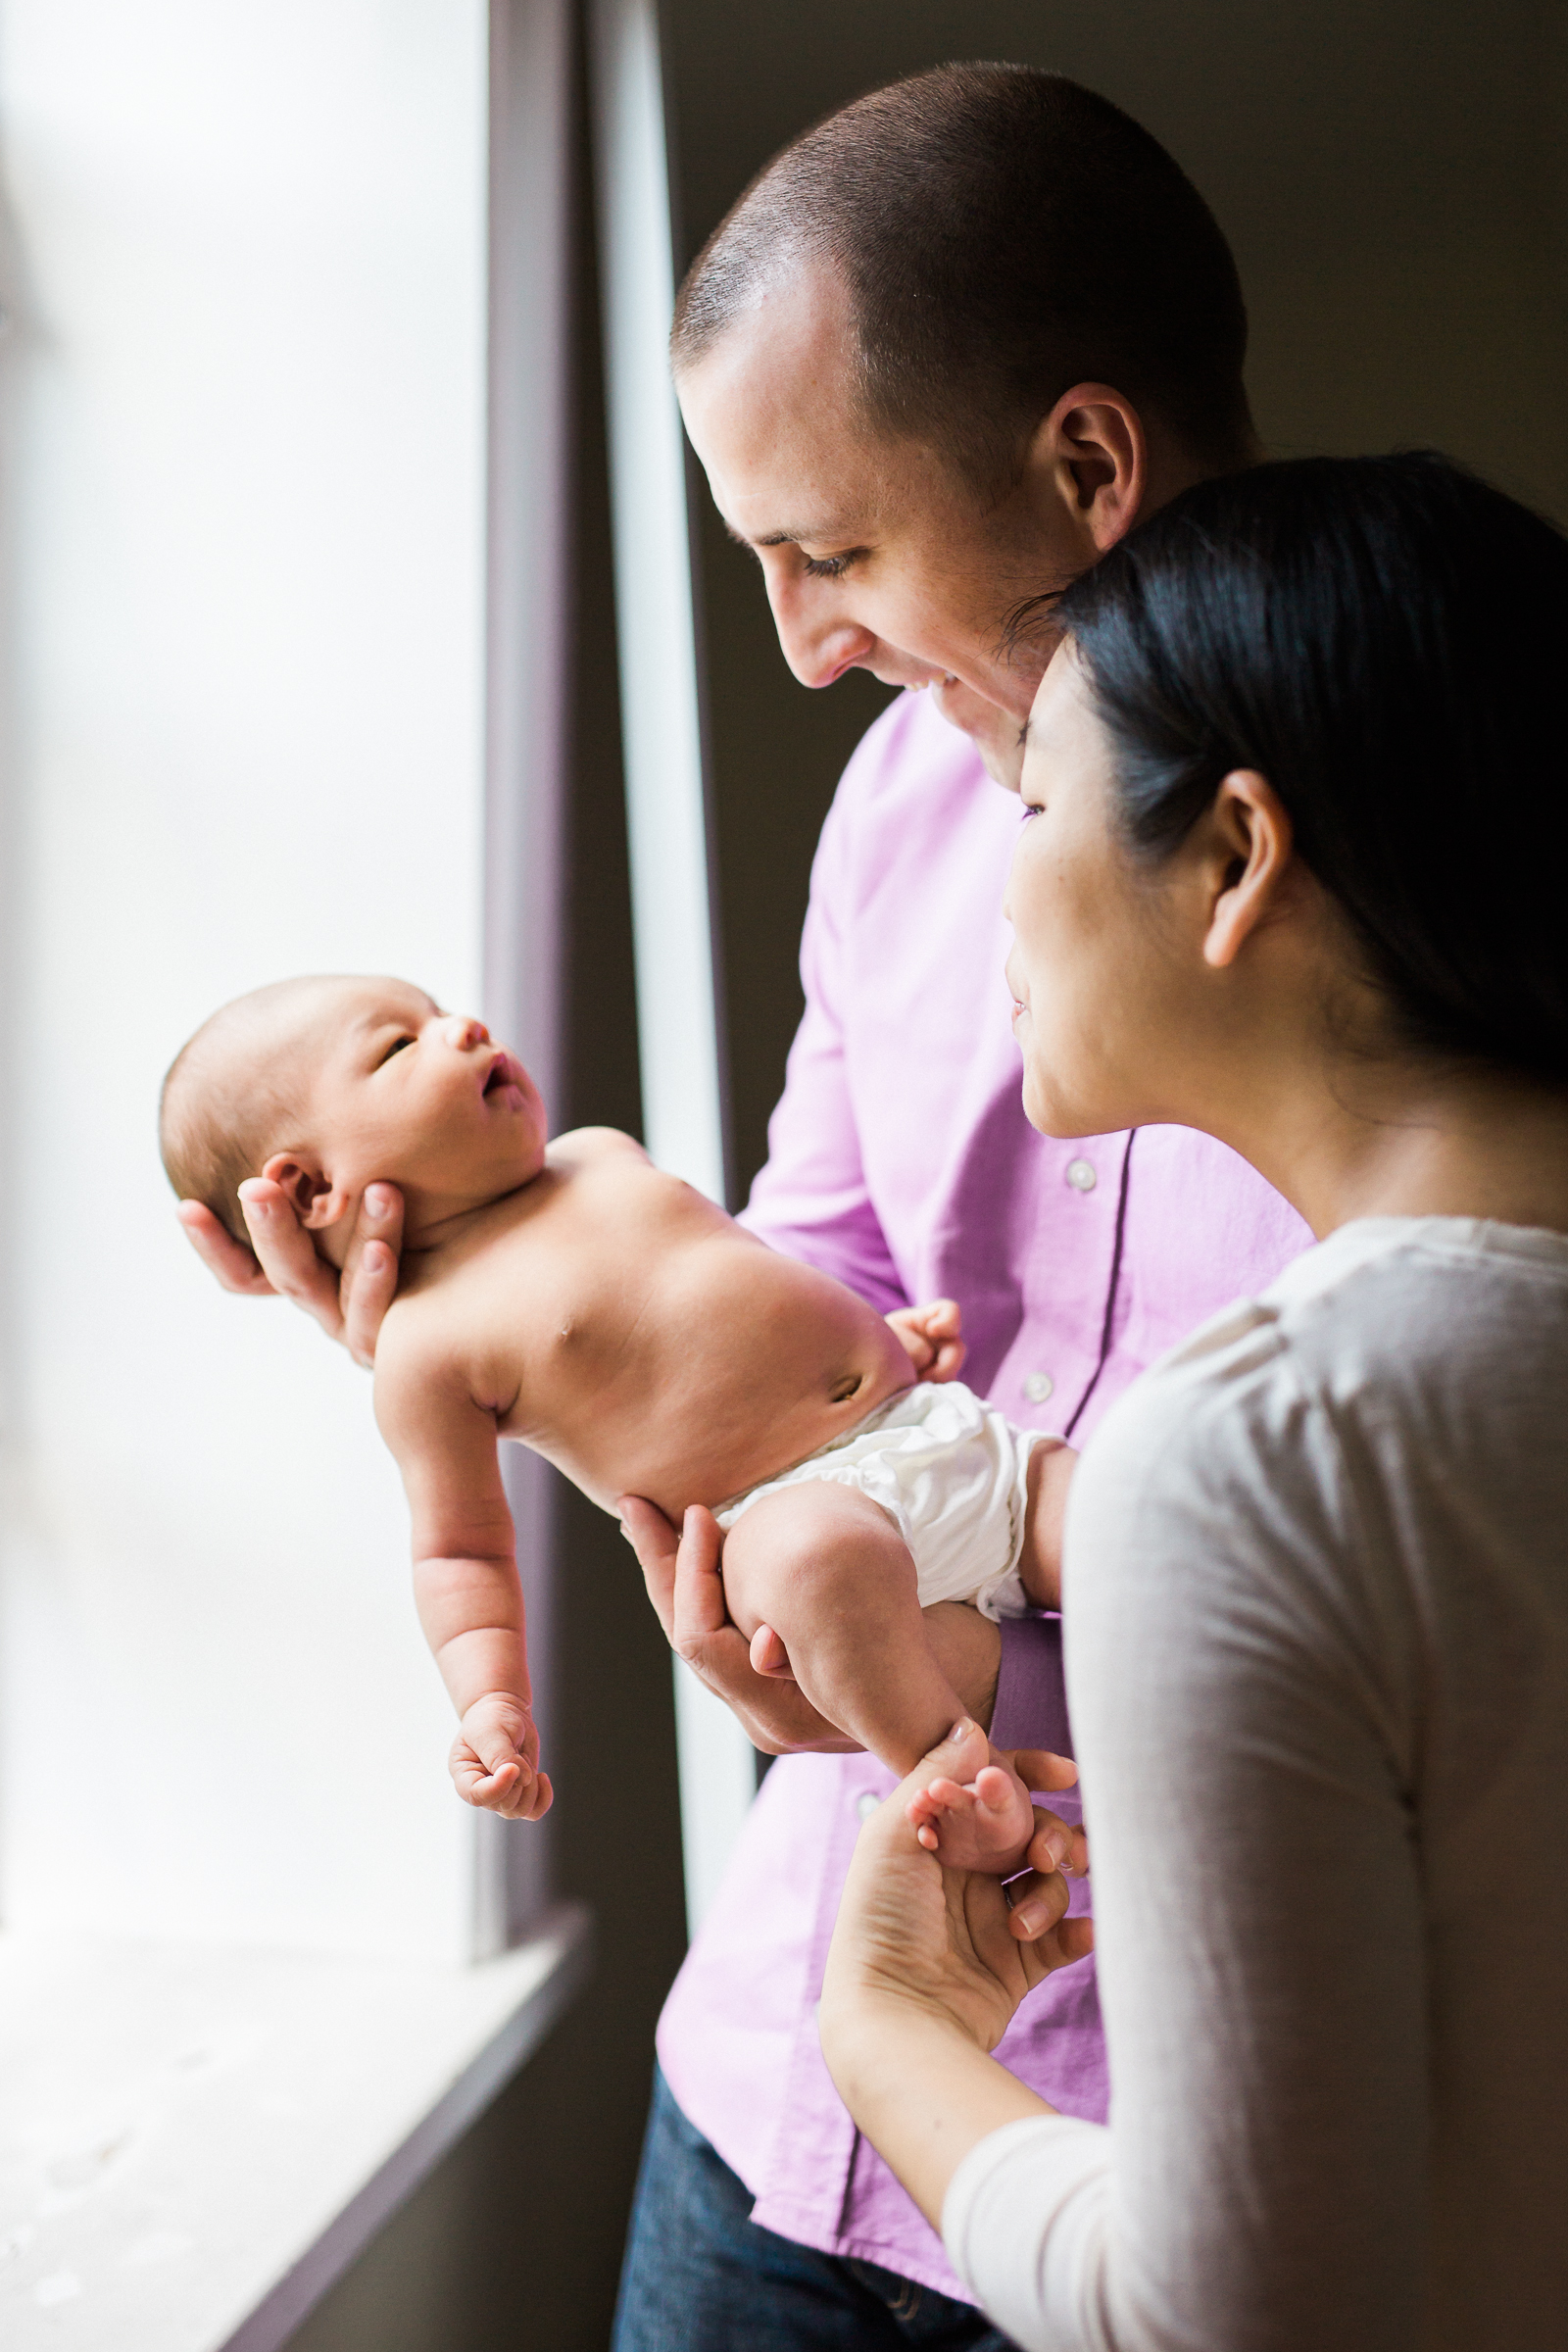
left=379, top=1036, right=414, bottom=1065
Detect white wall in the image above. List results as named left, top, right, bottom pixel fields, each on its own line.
left=0, top=2, right=494, bottom=1962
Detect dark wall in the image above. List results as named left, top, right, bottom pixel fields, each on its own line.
left=666, top=0, right=1568, bottom=1197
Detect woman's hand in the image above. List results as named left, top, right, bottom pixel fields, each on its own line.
left=817, top=1720, right=1094, bottom=2229
left=826, top=1720, right=1091, bottom=2053
left=176, top=1179, right=404, bottom=1368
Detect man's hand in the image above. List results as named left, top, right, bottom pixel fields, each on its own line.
left=618, top=1498, right=1004, bottom=1751
left=887, top=1298, right=965, bottom=1383
left=450, top=1691, right=553, bottom=1820
left=618, top=1496, right=858, bottom=1753
left=176, top=1178, right=404, bottom=1368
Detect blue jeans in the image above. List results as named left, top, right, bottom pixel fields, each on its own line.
left=612, top=2067, right=1018, bottom=2352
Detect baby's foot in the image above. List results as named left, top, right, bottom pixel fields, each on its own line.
left=906, top=1750, right=1038, bottom=1874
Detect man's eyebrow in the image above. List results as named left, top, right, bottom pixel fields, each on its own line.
left=721, top=519, right=858, bottom=552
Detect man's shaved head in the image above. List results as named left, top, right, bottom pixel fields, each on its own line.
left=672, top=62, right=1252, bottom=493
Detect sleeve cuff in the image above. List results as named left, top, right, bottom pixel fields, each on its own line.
left=992, top=1614, right=1072, bottom=1755
left=942, top=2113, right=1113, bottom=2352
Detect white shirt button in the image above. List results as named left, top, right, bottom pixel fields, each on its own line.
left=1024, top=1371, right=1055, bottom=1404
left=1065, top=1158, right=1098, bottom=1193
left=858, top=1792, right=880, bottom=1822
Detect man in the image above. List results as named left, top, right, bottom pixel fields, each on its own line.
left=620, top=64, right=1309, bottom=2349
left=186, top=62, right=1310, bottom=2350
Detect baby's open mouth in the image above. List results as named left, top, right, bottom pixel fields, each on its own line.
left=483, top=1052, right=522, bottom=1099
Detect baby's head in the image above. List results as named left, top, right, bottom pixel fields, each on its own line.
left=161, top=975, right=548, bottom=1264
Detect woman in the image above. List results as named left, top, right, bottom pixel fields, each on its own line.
left=818, top=452, right=1568, bottom=2350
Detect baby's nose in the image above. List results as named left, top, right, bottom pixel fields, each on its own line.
left=446, top=1014, right=491, bottom=1051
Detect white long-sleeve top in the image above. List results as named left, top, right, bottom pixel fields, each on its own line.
left=943, top=1216, right=1568, bottom=2352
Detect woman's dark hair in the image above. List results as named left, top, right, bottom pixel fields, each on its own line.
left=1055, top=451, right=1568, bottom=1088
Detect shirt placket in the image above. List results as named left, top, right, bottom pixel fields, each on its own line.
left=748, top=1756, right=892, bottom=2251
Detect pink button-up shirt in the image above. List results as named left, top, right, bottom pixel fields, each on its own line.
left=657, top=689, right=1312, bottom=2300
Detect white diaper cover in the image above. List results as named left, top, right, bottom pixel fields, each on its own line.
left=713, top=1379, right=1058, bottom=1621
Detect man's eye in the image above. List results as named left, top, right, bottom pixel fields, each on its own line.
left=802, top=550, right=856, bottom=581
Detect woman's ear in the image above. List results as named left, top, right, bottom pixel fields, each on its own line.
left=1200, top=771, right=1297, bottom=969
left=261, top=1151, right=350, bottom=1231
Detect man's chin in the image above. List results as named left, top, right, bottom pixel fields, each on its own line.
left=928, top=676, right=1025, bottom=793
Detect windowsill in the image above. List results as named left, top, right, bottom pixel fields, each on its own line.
left=0, top=1902, right=592, bottom=2350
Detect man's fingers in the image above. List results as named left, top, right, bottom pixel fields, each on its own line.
left=176, top=1200, right=276, bottom=1297
left=669, top=1505, right=732, bottom=1648
left=339, top=1184, right=404, bottom=1367
left=617, top=1494, right=681, bottom=1638
left=238, top=1179, right=345, bottom=1338
left=749, top=1623, right=795, bottom=1679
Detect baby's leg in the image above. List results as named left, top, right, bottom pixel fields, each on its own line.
left=1013, top=1438, right=1077, bottom=1611
left=720, top=1482, right=1035, bottom=1871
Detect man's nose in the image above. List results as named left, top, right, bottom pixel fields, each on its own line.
left=768, top=586, right=876, bottom=690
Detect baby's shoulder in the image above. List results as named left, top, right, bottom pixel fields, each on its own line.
left=546, top=1125, right=649, bottom=1175
left=372, top=1285, right=478, bottom=1408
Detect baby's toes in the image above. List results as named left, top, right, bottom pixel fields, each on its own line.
left=906, top=1775, right=970, bottom=1825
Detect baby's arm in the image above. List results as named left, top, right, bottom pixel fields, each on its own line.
left=374, top=1342, right=552, bottom=1822
left=886, top=1297, right=966, bottom=1383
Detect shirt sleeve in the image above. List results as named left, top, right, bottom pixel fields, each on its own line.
left=738, top=779, right=908, bottom=1313
left=943, top=1347, right=1429, bottom=2352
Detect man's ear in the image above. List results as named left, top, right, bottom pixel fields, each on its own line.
left=1024, top=384, right=1147, bottom=557
left=1199, top=771, right=1297, bottom=970
left=261, top=1151, right=351, bottom=1231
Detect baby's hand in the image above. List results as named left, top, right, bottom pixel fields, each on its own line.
left=450, top=1692, right=553, bottom=1821
left=887, top=1298, right=965, bottom=1383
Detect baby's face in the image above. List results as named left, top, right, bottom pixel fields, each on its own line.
left=276, top=978, right=547, bottom=1247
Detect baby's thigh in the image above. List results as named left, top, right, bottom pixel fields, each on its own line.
left=719, top=1480, right=916, bottom=1641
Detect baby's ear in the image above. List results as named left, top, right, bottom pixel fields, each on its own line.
left=261, top=1152, right=350, bottom=1231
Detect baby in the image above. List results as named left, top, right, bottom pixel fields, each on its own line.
left=161, top=975, right=1076, bottom=1868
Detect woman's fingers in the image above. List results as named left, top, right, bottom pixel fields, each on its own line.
left=1008, top=1746, right=1079, bottom=1796
left=1006, top=1872, right=1096, bottom=1961
left=176, top=1200, right=275, bottom=1297
left=339, top=1184, right=404, bottom=1366
left=237, top=1178, right=347, bottom=1340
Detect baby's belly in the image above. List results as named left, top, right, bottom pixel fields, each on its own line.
left=515, top=1330, right=915, bottom=1520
